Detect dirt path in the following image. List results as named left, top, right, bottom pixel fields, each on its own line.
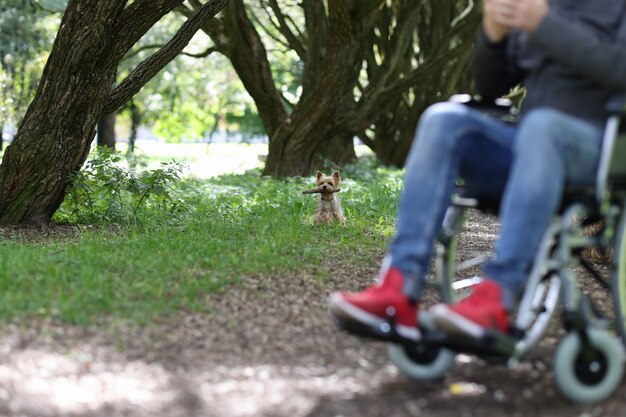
left=0, top=211, right=624, bottom=417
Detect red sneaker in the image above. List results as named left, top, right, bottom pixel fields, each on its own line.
left=329, top=267, right=419, bottom=341
left=430, top=279, right=508, bottom=338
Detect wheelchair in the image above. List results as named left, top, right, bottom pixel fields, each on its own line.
left=354, top=95, right=626, bottom=404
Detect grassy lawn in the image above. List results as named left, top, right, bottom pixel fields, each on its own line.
left=0, top=143, right=401, bottom=325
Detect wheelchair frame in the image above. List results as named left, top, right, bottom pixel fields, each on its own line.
left=387, top=95, right=626, bottom=404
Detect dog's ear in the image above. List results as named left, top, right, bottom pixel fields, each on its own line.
left=332, top=171, right=341, bottom=184
left=316, top=171, right=323, bottom=180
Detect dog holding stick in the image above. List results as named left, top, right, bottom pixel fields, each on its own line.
left=302, top=171, right=346, bottom=225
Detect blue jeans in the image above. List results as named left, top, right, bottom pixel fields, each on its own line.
left=389, top=102, right=603, bottom=308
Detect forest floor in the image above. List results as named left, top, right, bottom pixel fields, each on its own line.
left=0, top=210, right=625, bottom=417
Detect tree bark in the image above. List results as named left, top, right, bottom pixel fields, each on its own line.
left=0, top=0, right=228, bottom=225
left=97, top=112, right=117, bottom=149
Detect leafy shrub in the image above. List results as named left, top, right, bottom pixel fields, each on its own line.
left=53, top=147, right=188, bottom=225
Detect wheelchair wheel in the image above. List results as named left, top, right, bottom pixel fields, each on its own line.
left=612, top=211, right=626, bottom=346
left=516, top=274, right=561, bottom=355
left=387, top=342, right=454, bottom=381
left=554, top=329, right=625, bottom=404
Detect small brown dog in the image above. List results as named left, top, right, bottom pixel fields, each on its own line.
left=314, top=171, right=346, bottom=225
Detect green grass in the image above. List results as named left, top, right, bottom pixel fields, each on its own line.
left=0, top=145, right=403, bottom=325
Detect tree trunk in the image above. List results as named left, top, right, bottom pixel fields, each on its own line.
left=127, top=100, right=139, bottom=154
left=97, top=112, right=117, bottom=149
left=0, top=1, right=126, bottom=224
left=368, top=100, right=421, bottom=167
left=0, top=0, right=228, bottom=225
left=262, top=0, right=362, bottom=177
left=185, top=0, right=358, bottom=176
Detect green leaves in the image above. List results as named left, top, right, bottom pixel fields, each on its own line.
left=54, top=147, right=187, bottom=225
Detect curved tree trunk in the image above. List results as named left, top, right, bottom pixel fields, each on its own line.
left=181, top=0, right=288, bottom=139
left=221, top=0, right=288, bottom=139
left=0, top=2, right=125, bottom=224
left=262, top=0, right=361, bottom=177
left=0, top=0, right=228, bottom=225
left=185, top=0, right=358, bottom=176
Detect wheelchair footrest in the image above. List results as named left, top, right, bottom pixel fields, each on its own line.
left=420, top=329, right=518, bottom=360
left=333, top=316, right=419, bottom=344
left=335, top=314, right=519, bottom=361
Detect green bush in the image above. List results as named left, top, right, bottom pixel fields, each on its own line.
left=54, top=147, right=188, bottom=225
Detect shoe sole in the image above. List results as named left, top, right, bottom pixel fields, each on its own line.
left=430, top=304, right=485, bottom=339
left=329, top=293, right=419, bottom=341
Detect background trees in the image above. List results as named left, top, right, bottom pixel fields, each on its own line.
left=0, top=0, right=59, bottom=151
left=0, top=0, right=481, bottom=225
left=181, top=0, right=480, bottom=176
left=0, top=0, right=228, bottom=224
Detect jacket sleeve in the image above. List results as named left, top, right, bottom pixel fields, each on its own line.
left=472, top=29, right=524, bottom=101
left=529, top=11, right=626, bottom=91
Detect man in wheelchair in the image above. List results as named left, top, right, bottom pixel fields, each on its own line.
left=330, top=0, right=626, bottom=343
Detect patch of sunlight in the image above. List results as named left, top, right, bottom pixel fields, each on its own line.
left=197, top=364, right=369, bottom=417
left=0, top=349, right=174, bottom=415
left=455, top=354, right=474, bottom=364
left=0, top=349, right=383, bottom=417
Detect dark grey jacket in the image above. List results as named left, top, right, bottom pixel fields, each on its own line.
left=473, top=0, right=626, bottom=128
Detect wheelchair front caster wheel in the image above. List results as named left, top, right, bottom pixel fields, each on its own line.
left=554, top=329, right=625, bottom=404
left=387, top=342, right=454, bottom=381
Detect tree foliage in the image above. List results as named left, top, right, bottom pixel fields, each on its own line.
left=110, top=11, right=264, bottom=145
left=0, top=0, right=59, bottom=145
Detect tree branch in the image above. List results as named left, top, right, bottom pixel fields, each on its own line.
left=250, top=8, right=294, bottom=53
left=182, top=46, right=218, bottom=58
left=109, top=0, right=185, bottom=64
left=126, top=43, right=217, bottom=60
left=264, top=0, right=306, bottom=59
left=345, top=7, right=480, bottom=132
left=104, top=0, right=229, bottom=114
left=123, top=43, right=164, bottom=60
left=300, top=0, right=329, bottom=89
left=348, top=42, right=472, bottom=133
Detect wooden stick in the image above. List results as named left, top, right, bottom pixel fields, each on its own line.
left=302, top=188, right=341, bottom=194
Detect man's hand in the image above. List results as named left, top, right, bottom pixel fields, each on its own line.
left=488, top=0, right=550, bottom=34
left=483, top=0, right=512, bottom=42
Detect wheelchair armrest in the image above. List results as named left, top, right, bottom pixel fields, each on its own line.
left=448, top=94, right=518, bottom=123
left=596, top=96, right=626, bottom=201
